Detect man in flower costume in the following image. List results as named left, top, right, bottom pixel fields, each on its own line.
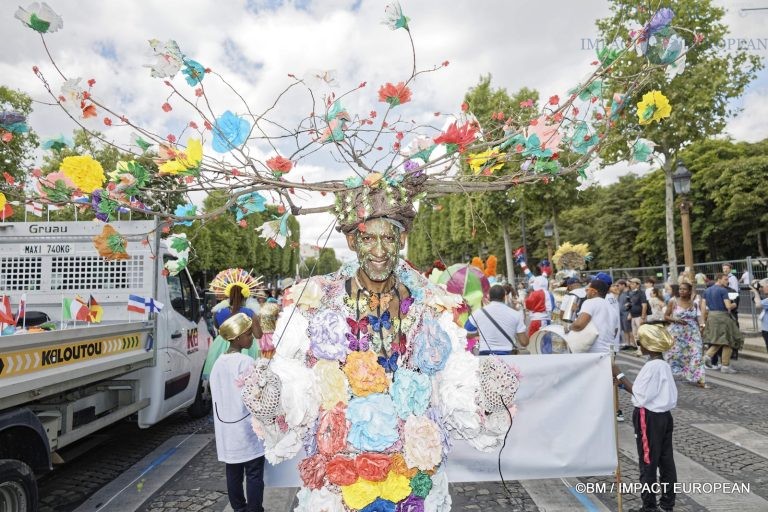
left=241, top=176, right=519, bottom=512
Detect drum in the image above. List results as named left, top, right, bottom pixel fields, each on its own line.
left=529, top=325, right=571, bottom=354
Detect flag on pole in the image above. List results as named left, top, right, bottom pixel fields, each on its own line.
left=145, top=297, right=164, bottom=313
left=15, top=293, right=27, bottom=325
left=87, top=295, right=103, bottom=323
left=128, top=295, right=147, bottom=314
left=25, top=202, right=43, bottom=217
left=0, top=296, right=14, bottom=325
left=62, top=297, right=89, bottom=322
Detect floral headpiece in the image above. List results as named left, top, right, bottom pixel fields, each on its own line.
left=552, top=242, right=592, bottom=271
left=209, top=268, right=263, bottom=299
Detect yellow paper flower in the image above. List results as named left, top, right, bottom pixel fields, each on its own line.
left=341, top=478, right=380, bottom=510
left=467, top=147, right=505, bottom=174
left=636, top=90, right=672, bottom=125
left=378, top=470, right=411, bottom=503
left=60, top=155, right=105, bottom=193
left=314, top=359, right=350, bottom=409
left=343, top=351, right=389, bottom=397
left=0, top=192, right=6, bottom=211
left=159, top=138, right=202, bottom=174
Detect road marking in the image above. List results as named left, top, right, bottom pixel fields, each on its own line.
left=617, top=423, right=768, bottom=511
left=693, top=423, right=768, bottom=460
left=615, top=354, right=762, bottom=394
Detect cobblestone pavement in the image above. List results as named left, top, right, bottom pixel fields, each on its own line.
left=40, top=356, right=768, bottom=512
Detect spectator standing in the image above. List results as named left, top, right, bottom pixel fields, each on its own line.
left=752, top=278, right=768, bottom=352
left=664, top=282, right=707, bottom=388
left=467, top=284, right=529, bottom=355
left=647, top=287, right=666, bottom=323
left=613, top=324, right=678, bottom=512
left=616, top=279, right=632, bottom=348
left=741, top=269, right=753, bottom=286
left=644, top=277, right=657, bottom=302
left=626, top=278, right=648, bottom=352
left=722, top=263, right=739, bottom=292
left=702, top=273, right=742, bottom=373
left=210, top=313, right=266, bottom=512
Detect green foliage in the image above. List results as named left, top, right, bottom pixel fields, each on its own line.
left=0, top=86, right=39, bottom=183
left=300, top=248, right=342, bottom=277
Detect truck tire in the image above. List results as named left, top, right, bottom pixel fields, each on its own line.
left=0, top=459, right=37, bottom=512
left=187, top=377, right=211, bottom=419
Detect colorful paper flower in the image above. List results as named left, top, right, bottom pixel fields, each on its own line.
left=409, top=472, right=433, bottom=498
left=647, top=7, right=674, bottom=35
left=320, top=100, right=350, bottom=142
left=110, top=161, right=150, bottom=197
left=346, top=393, right=399, bottom=452
left=569, top=121, right=598, bottom=155
left=255, top=212, right=291, bottom=247
left=382, top=2, right=409, bottom=31
left=390, top=368, right=430, bottom=419
left=158, top=139, right=202, bottom=175
left=92, top=225, right=129, bottom=260
left=630, top=138, right=656, bottom=163
left=412, top=318, right=452, bottom=375
left=266, top=155, right=293, bottom=174
left=467, top=148, right=505, bottom=175
left=378, top=82, right=412, bottom=107
left=403, top=416, right=443, bottom=471
left=316, top=403, right=349, bottom=456
left=355, top=453, right=392, bottom=482
left=212, top=111, right=250, bottom=153
left=182, top=58, right=205, bottom=86
left=327, top=455, right=358, bottom=486
left=174, top=203, right=197, bottom=226
left=569, top=79, right=603, bottom=102
left=130, top=132, right=152, bottom=152
left=390, top=453, right=418, bottom=479
left=164, top=257, right=189, bottom=276
left=166, top=233, right=191, bottom=259
left=362, top=497, right=397, bottom=512
left=41, top=135, right=72, bottom=151
left=343, top=351, right=389, bottom=397
left=308, top=309, right=349, bottom=361
left=298, top=453, right=327, bottom=490
left=233, top=192, right=266, bottom=222
left=91, top=189, right=121, bottom=222
left=313, top=359, right=350, bottom=409
left=433, top=122, right=477, bottom=153
left=145, top=39, right=184, bottom=78
left=396, top=494, right=425, bottom=512
left=378, top=471, right=412, bottom=503
left=402, top=136, right=435, bottom=162
left=0, top=111, right=29, bottom=134
left=341, top=478, right=380, bottom=510
left=636, top=90, right=672, bottom=125
left=60, top=155, right=105, bottom=193
left=528, top=115, right=563, bottom=151
left=15, top=2, right=63, bottom=33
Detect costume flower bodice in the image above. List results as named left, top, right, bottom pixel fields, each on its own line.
left=241, top=260, right=518, bottom=512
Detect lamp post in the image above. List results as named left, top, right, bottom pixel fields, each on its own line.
left=543, top=220, right=554, bottom=265
left=672, top=160, right=694, bottom=273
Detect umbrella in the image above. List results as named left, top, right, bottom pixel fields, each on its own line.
left=433, top=263, right=490, bottom=312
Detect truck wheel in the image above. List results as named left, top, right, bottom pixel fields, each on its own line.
left=0, top=459, right=37, bottom=512
left=187, top=378, right=211, bottom=419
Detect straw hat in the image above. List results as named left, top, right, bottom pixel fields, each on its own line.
left=219, top=312, right=252, bottom=341
left=637, top=324, right=674, bottom=353
left=629, top=277, right=642, bottom=285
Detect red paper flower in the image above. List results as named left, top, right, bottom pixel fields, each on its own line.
left=355, top=453, right=391, bottom=482
left=378, top=82, right=412, bottom=106
left=1, top=132, right=12, bottom=143
left=103, top=117, right=112, bottom=126
left=81, top=104, right=97, bottom=118
left=433, top=122, right=477, bottom=152
left=326, top=456, right=358, bottom=486
left=266, top=155, right=293, bottom=174
left=298, top=453, right=327, bottom=490
left=548, top=95, right=559, bottom=105
left=161, top=102, right=172, bottom=112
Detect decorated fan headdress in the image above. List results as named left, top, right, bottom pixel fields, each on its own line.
left=209, top=268, right=263, bottom=299
left=552, top=242, right=592, bottom=281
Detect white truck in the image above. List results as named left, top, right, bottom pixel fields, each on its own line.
left=0, top=221, right=212, bottom=511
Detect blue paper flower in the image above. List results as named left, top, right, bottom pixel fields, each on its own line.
left=569, top=122, right=598, bottom=155
left=182, top=59, right=205, bottom=86
left=647, top=8, right=674, bottom=35
left=361, top=497, right=397, bottom=512
left=41, top=135, right=73, bottom=151
left=412, top=318, right=452, bottom=375
left=212, top=111, right=250, bottom=153
left=233, top=192, right=266, bottom=221
left=346, top=394, right=399, bottom=451
left=391, top=368, right=431, bottom=419
left=174, top=203, right=197, bottom=226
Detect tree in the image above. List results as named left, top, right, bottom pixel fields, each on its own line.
left=596, top=0, right=763, bottom=278
left=0, top=86, right=39, bottom=219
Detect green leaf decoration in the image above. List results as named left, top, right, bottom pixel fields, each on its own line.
left=106, top=234, right=127, bottom=254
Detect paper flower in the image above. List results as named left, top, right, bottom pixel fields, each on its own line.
left=569, top=79, right=603, bottom=102
left=378, top=471, right=411, bottom=503
left=341, top=478, right=380, bottom=510
left=403, top=415, right=443, bottom=471
left=212, top=111, right=250, bottom=153
left=0, top=193, right=12, bottom=219
left=396, top=495, right=425, bottom=512
left=130, top=132, right=152, bottom=152
left=158, top=139, right=202, bottom=175
left=382, top=2, right=409, bottom=30
left=401, top=136, right=435, bottom=162
left=298, top=453, right=327, bottom=490
left=0, top=111, right=29, bottom=134
left=361, top=497, right=397, bottom=512
left=92, top=225, right=129, bottom=260
left=266, top=155, right=293, bottom=174
left=647, top=7, right=674, bottom=35
left=285, top=278, right=324, bottom=310
left=343, top=351, right=389, bottom=397
left=320, top=100, right=351, bottom=142
left=36, top=172, right=76, bottom=202
left=294, top=487, right=344, bottom=512
left=255, top=212, right=291, bottom=247
left=389, top=453, right=418, bottom=479
left=182, top=58, right=205, bottom=86
left=527, top=115, right=563, bottom=151
left=630, top=138, right=656, bottom=163
left=314, top=359, right=350, bottom=409
left=378, top=82, right=412, bottom=107
left=166, top=233, right=191, bottom=259
left=327, top=455, right=358, bottom=486
left=60, top=155, right=105, bottom=193
left=41, top=135, right=72, bottom=151
left=164, top=257, right=189, bottom=276
left=233, top=192, right=266, bottom=222
left=433, top=122, right=477, bottom=153
left=569, top=121, right=598, bottom=155
left=15, top=2, right=63, bottom=33
left=390, top=368, right=430, bottom=419
left=412, top=318, right=452, bottom=375
left=145, top=39, right=184, bottom=78
left=346, top=393, right=399, bottom=452
left=110, top=161, right=150, bottom=197
left=409, top=472, right=433, bottom=499
left=608, top=93, right=626, bottom=121
left=467, top=148, right=505, bottom=175
left=316, top=403, right=350, bottom=456
left=636, top=90, right=672, bottom=125
left=355, top=453, right=392, bottom=482
left=174, top=203, right=197, bottom=226
left=308, top=309, right=349, bottom=361
left=91, top=189, right=121, bottom=222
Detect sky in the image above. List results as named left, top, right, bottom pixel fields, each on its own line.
left=2, top=0, right=767, bottom=261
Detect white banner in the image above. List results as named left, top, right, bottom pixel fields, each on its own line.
left=265, top=353, right=617, bottom=486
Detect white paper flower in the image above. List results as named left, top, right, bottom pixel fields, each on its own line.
left=295, top=487, right=345, bottom=512
left=382, top=2, right=409, bottom=30
left=145, top=39, right=184, bottom=78
left=15, top=2, right=63, bottom=33
left=271, top=356, right=320, bottom=429
left=60, top=78, right=84, bottom=105
left=273, top=305, right=310, bottom=359
left=255, top=219, right=287, bottom=247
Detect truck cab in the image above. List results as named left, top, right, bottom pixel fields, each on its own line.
left=0, top=221, right=211, bottom=511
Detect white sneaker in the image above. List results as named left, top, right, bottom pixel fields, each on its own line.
left=720, top=365, right=737, bottom=374
left=616, top=411, right=625, bottom=422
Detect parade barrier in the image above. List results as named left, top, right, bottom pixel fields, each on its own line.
left=264, top=353, right=616, bottom=486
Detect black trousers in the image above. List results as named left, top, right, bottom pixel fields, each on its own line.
left=633, top=407, right=676, bottom=510
left=225, top=456, right=265, bottom=512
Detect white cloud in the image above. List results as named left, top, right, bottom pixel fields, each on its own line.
left=2, top=0, right=766, bottom=261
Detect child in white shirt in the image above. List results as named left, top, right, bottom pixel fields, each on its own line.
left=613, top=324, right=678, bottom=512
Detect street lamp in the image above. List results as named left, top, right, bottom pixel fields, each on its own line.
left=672, top=160, right=694, bottom=272
left=543, top=220, right=554, bottom=265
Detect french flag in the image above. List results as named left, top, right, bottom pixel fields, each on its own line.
left=128, top=295, right=146, bottom=314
